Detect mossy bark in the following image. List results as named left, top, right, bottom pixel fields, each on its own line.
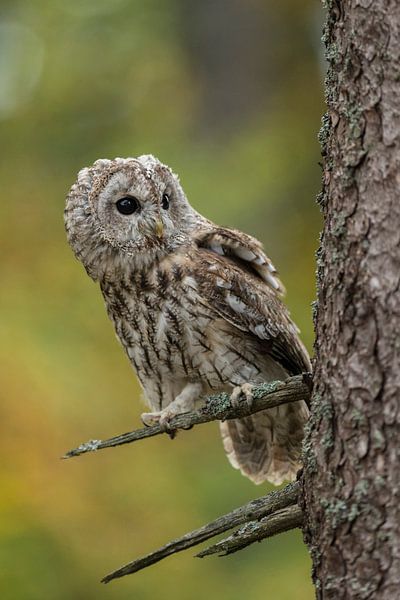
left=302, top=0, right=400, bottom=598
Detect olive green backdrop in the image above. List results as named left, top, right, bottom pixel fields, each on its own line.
left=0, top=1, right=323, bottom=598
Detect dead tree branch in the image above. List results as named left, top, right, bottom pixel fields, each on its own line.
left=101, top=481, right=300, bottom=583
left=64, top=374, right=311, bottom=459
left=197, top=504, right=303, bottom=558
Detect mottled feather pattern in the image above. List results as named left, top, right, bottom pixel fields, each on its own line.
left=196, top=228, right=285, bottom=295
left=65, top=155, right=310, bottom=485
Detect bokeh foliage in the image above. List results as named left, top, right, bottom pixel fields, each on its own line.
left=0, top=1, right=323, bottom=598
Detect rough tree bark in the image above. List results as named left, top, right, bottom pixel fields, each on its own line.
left=302, top=1, right=400, bottom=598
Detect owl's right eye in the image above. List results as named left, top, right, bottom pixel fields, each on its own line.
left=116, top=196, right=140, bottom=215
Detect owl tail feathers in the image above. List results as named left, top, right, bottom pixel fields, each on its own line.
left=219, top=401, right=309, bottom=486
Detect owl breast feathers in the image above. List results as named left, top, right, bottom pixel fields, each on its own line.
left=65, top=155, right=310, bottom=485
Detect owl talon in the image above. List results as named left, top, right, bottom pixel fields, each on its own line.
left=141, top=411, right=161, bottom=427
left=159, top=413, right=172, bottom=430
left=230, top=384, right=254, bottom=411
left=141, top=410, right=177, bottom=438
left=160, top=420, right=177, bottom=439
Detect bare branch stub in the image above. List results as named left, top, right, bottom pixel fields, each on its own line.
left=101, top=481, right=301, bottom=583
left=64, top=374, right=311, bottom=459
left=197, top=504, right=303, bottom=558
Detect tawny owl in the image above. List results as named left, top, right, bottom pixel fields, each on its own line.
left=64, top=155, right=310, bottom=485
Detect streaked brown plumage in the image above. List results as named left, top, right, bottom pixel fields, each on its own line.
left=65, top=155, right=310, bottom=485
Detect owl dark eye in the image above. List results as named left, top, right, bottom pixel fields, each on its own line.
left=116, top=196, right=140, bottom=215
left=162, top=193, right=170, bottom=210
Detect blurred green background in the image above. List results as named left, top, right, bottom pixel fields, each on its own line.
left=0, top=1, right=323, bottom=598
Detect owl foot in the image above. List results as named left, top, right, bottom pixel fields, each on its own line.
left=141, top=410, right=177, bottom=439
left=141, top=411, right=162, bottom=427
left=140, top=383, right=203, bottom=437
left=230, top=383, right=254, bottom=411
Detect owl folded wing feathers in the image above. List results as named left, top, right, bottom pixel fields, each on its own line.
left=192, top=227, right=311, bottom=376
left=195, top=227, right=286, bottom=295
left=190, top=227, right=310, bottom=485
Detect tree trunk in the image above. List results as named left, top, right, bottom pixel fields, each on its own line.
left=302, top=1, right=400, bottom=598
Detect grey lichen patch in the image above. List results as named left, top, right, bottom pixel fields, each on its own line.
left=325, top=156, right=334, bottom=172
left=311, top=546, right=322, bottom=567
left=354, top=479, right=369, bottom=500
left=302, top=416, right=318, bottom=474
left=321, top=432, right=334, bottom=452
left=348, top=577, right=379, bottom=598
left=321, top=418, right=334, bottom=451
left=316, top=189, right=327, bottom=208
left=350, top=408, right=367, bottom=427
left=321, top=0, right=334, bottom=10
left=347, top=502, right=361, bottom=522
left=309, top=391, right=322, bottom=412
left=344, top=103, right=363, bottom=139
left=361, top=238, right=370, bottom=250
left=325, top=42, right=339, bottom=65
left=251, top=380, right=281, bottom=399
left=374, top=475, right=385, bottom=489
left=320, top=497, right=360, bottom=529
left=319, top=481, right=370, bottom=531
left=318, top=397, right=334, bottom=421
left=315, top=246, right=325, bottom=274
left=311, top=300, right=319, bottom=323
left=304, top=392, right=336, bottom=461
left=239, top=521, right=261, bottom=535
left=330, top=248, right=342, bottom=264
left=325, top=575, right=344, bottom=592
left=372, top=428, right=385, bottom=449
left=65, top=439, right=102, bottom=458
left=312, top=395, right=335, bottom=453
left=342, top=165, right=356, bottom=189
left=318, top=113, right=331, bottom=156
left=302, top=392, right=324, bottom=474
left=205, top=392, right=231, bottom=418
left=331, top=213, right=346, bottom=238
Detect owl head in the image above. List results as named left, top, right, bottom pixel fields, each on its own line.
left=65, top=155, right=203, bottom=280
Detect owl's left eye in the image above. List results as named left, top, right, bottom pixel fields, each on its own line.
left=162, top=193, right=170, bottom=210
left=116, top=196, right=140, bottom=215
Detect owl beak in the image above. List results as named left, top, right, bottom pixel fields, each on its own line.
left=155, top=219, right=164, bottom=238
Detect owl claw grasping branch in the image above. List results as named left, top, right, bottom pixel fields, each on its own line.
left=65, top=155, right=310, bottom=485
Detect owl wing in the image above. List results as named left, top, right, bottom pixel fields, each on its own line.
left=190, top=226, right=310, bottom=485
left=192, top=227, right=311, bottom=376
left=195, top=226, right=286, bottom=295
